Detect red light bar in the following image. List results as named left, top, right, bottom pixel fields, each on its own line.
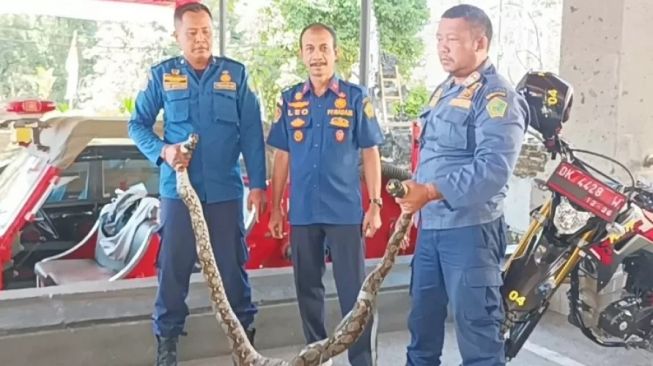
left=6, top=100, right=56, bottom=115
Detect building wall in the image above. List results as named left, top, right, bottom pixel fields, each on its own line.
left=558, top=0, right=653, bottom=182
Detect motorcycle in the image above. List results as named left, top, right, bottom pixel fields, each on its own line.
left=500, top=72, right=653, bottom=359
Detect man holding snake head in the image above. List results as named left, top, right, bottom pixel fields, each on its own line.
left=128, top=1, right=266, bottom=364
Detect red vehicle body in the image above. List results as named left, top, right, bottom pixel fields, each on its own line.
left=0, top=104, right=421, bottom=291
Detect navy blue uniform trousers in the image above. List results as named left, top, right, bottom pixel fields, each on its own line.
left=153, top=198, right=257, bottom=337
left=291, top=224, right=375, bottom=366
left=406, top=217, right=507, bottom=366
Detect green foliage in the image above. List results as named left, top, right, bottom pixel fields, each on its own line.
left=277, top=0, right=362, bottom=79
left=247, top=0, right=431, bottom=125
left=0, top=15, right=98, bottom=102
left=119, top=97, right=136, bottom=115
left=394, top=84, right=429, bottom=119
left=0, top=0, right=430, bottom=123
left=374, top=0, right=429, bottom=77
left=23, top=66, right=56, bottom=99
left=57, top=102, right=70, bottom=113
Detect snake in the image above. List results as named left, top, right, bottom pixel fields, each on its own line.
left=176, top=134, right=413, bottom=366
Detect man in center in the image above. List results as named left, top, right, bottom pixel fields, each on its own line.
left=266, top=23, right=384, bottom=366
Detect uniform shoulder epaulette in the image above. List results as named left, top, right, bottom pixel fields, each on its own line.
left=214, top=56, right=246, bottom=70
left=484, top=87, right=508, bottom=100
left=280, top=82, right=304, bottom=99
left=339, top=80, right=366, bottom=95
left=152, top=56, right=180, bottom=69
left=479, top=72, right=512, bottom=98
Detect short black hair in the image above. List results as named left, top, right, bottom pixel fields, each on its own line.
left=442, top=4, right=493, bottom=46
left=299, top=22, right=338, bottom=49
left=174, top=2, right=212, bottom=24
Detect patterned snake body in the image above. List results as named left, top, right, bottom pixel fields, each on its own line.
left=176, top=134, right=412, bottom=365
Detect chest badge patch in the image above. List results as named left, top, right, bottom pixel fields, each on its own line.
left=289, top=101, right=309, bottom=109
left=335, top=129, right=345, bottom=143
left=486, top=97, right=508, bottom=119
left=293, top=130, right=304, bottom=143
left=214, top=71, right=237, bottom=91
left=363, top=98, right=375, bottom=119
left=449, top=98, right=472, bottom=109
left=290, top=118, right=306, bottom=128
left=334, top=98, right=347, bottom=109
left=329, top=117, right=349, bottom=128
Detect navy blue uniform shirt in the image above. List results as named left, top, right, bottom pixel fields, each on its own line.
left=128, top=56, right=267, bottom=203
left=416, top=60, right=528, bottom=229
left=266, top=77, right=384, bottom=226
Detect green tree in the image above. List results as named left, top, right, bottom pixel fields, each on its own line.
left=375, top=0, right=430, bottom=77
left=80, top=21, right=177, bottom=112
left=237, top=0, right=430, bottom=126
left=0, top=15, right=99, bottom=102
left=393, top=84, right=429, bottom=119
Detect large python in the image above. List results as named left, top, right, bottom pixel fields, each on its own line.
left=176, top=134, right=413, bottom=366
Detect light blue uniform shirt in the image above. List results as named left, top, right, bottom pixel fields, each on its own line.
left=415, top=60, right=528, bottom=229
left=128, top=55, right=267, bottom=203
left=266, top=76, right=384, bottom=225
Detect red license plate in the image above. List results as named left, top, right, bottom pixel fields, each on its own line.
left=546, top=162, right=627, bottom=222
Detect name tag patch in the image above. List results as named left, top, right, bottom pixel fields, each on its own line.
left=288, top=108, right=309, bottom=117
left=327, top=109, right=353, bottom=117
left=449, top=98, right=472, bottom=109
left=163, top=74, right=188, bottom=90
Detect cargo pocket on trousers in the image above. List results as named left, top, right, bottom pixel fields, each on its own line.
left=463, top=267, right=504, bottom=325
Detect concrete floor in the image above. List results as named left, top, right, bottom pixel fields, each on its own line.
left=181, top=312, right=651, bottom=366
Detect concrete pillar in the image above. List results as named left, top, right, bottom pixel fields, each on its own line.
left=559, top=0, right=653, bottom=180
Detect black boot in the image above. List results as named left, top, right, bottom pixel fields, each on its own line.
left=155, top=336, right=178, bottom=366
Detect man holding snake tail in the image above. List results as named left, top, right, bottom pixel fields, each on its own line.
left=395, top=4, right=529, bottom=366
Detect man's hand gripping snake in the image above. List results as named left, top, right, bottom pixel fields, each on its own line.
left=176, top=134, right=412, bottom=365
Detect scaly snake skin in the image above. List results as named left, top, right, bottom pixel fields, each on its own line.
left=176, top=134, right=412, bottom=366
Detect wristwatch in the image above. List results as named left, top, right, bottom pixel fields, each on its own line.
left=369, top=198, right=383, bottom=208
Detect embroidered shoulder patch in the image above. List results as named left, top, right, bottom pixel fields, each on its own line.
left=363, top=97, right=375, bottom=119
left=486, top=97, right=508, bottom=118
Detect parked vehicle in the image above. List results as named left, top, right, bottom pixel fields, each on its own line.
left=0, top=101, right=416, bottom=290
left=500, top=72, right=653, bottom=358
